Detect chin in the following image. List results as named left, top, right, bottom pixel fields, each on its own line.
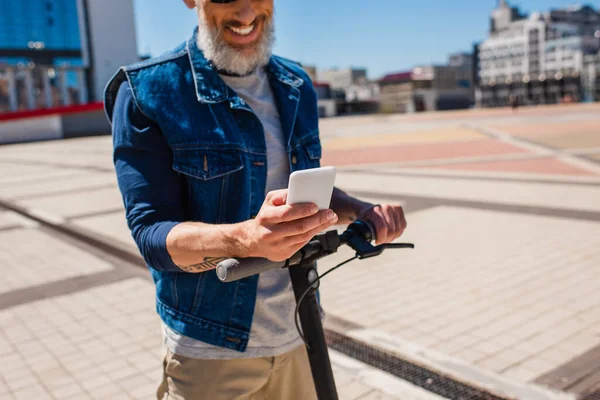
left=197, top=17, right=275, bottom=76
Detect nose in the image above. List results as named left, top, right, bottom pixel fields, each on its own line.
left=235, top=0, right=257, bottom=25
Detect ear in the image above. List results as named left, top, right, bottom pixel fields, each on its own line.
left=183, top=0, right=196, bottom=9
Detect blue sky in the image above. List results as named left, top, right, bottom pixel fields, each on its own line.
left=133, top=0, right=600, bottom=79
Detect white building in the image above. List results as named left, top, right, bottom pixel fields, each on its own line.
left=479, top=2, right=598, bottom=83
left=345, top=82, right=380, bottom=102
left=477, top=1, right=600, bottom=106
left=83, top=0, right=139, bottom=102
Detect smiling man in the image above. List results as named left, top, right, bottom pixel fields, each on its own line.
left=104, top=0, right=406, bottom=399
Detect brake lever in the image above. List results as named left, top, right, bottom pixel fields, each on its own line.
left=352, top=240, right=415, bottom=260
left=379, top=243, right=415, bottom=250
left=346, top=234, right=381, bottom=259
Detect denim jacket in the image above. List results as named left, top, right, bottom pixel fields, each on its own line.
left=104, top=29, right=322, bottom=352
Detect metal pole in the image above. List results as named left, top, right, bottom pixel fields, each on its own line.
left=24, top=68, right=35, bottom=110
left=59, top=68, right=70, bottom=107
left=7, top=69, right=17, bottom=111
left=289, top=264, right=339, bottom=400
left=76, top=68, right=87, bottom=104
left=43, top=68, right=52, bottom=108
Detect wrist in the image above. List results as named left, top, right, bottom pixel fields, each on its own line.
left=356, top=202, right=378, bottom=218
left=332, top=189, right=370, bottom=222
left=228, top=220, right=256, bottom=258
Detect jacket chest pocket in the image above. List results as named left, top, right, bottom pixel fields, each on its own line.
left=294, top=135, right=322, bottom=170
left=172, top=148, right=245, bottom=223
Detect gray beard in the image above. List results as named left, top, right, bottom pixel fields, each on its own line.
left=196, top=17, right=274, bottom=76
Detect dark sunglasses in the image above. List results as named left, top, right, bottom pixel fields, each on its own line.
left=211, top=0, right=238, bottom=3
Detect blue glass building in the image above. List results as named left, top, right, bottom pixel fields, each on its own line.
left=0, top=0, right=138, bottom=112
left=0, top=0, right=83, bottom=66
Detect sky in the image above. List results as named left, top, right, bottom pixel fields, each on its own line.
left=133, top=0, right=600, bottom=79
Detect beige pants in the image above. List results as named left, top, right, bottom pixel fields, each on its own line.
left=157, top=345, right=318, bottom=400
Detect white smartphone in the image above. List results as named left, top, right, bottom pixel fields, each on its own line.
left=286, top=166, right=337, bottom=210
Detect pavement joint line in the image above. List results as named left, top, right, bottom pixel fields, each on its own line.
left=0, top=157, right=114, bottom=174
left=0, top=269, right=144, bottom=311
left=565, top=147, right=600, bottom=156
left=344, top=328, right=575, bottom=400
left=556, top=155, right=600, bottom=175
left=339, top=152, right=552, bottom=169
left=0, top=224, right=24, bottom=233
left=3, top=210, right=40, bottom=229
left=0, top=170, right=91, bottom=188
left=328, top=349, right=448, bottom=400
left=25, top=208, right=67, bottom=225
left=467, top=125, right=600, bottom=175
left=338, top=168, right=600, bottom=187
left=339, top=164, right=600, bottom=182
left=9, top=183, right=117, bottom=202
left=464, top=124, right=555, bottom=157
left=345, top=190, right=600, bottom=223
left=67, top=207, right=125, bottom=222
left=579, top=154, right=600, bottom=168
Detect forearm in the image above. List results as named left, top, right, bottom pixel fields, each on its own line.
left=330, top=187, right=372, bottom=225
left=166, top=222, right=250, bottom=273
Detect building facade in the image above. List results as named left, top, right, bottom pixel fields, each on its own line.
left=378, top=63, right=474, bottom=114
left=0, top=0, right=138, bottom=113
left=477, top=1, right=600, bottom=107
left=377, top=72, right=414, bottom=113
left=317, top=67, right=367, bottom=90
left=449, top=52, right=474, bottom=68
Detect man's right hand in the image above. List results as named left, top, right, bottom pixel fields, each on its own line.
left=241, top=189, right=338, bottom=262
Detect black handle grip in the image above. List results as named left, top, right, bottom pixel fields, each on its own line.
left=216, top=258, right=286, bottom=283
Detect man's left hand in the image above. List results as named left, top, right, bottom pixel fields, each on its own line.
left=357, top=204, right=407, bottom=245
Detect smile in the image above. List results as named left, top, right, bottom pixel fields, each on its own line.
left=228, top=24, right=255, bottom=36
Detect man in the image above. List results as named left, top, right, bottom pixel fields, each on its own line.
left=104, top=0, right=407, bottom=399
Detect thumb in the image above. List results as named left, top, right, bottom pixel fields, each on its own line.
left=268, top=189, right=288, bottom=207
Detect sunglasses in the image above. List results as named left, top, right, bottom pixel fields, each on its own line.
left=211, top=0, right=238, bottom=3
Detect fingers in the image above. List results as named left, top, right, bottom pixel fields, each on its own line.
left=364, top=205, right=407, bottom=244
left=385, top=206, right=406, bottom=242
left=262, top=190, right=323, bottom=223
left=398, top=207, right=407, bottom=234
left=280, top=210, right=338, bottom=240
left=392, top=208, right=402, bottom=238
left=372, top=214, right=388, bottom=245
left=266, top=189, right=288, bottom=207
left=260, top=203, right=319, bottom=223
left=259, top=211, right=338, bottom=261
left=382, top=206, right=396, bottom=244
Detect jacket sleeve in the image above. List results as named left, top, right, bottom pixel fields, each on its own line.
left=110, top=81, right=184, bottom=272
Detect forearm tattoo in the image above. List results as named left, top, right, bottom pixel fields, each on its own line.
left=180, top=257, right=228, bottom=273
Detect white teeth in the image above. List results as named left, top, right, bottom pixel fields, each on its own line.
left=230, top=25, right=254, bottom=36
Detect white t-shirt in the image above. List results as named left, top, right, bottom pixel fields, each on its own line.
left=163, top=67, right=302, bottom=359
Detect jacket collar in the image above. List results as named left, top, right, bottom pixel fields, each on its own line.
left=186, top=27, right=303, bottom=104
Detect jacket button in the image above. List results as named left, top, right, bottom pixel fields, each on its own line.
left=291, top=155, right=298, bottom=165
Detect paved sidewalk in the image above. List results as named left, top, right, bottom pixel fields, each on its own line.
left=1, top=103, right=600, bottom=398
left=0, top=217, right=419, bottom=400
